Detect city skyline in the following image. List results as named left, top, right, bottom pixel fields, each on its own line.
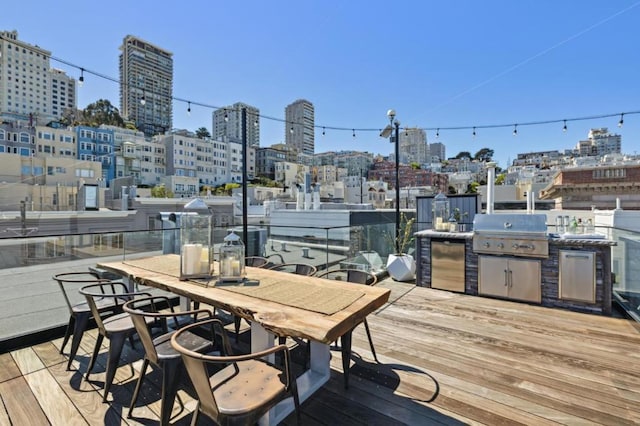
left=2, top=1, right=640, bottom=168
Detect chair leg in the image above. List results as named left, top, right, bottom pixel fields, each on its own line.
left=67, top=312, right=90, bottom=370
left=85, top=333, right=104, bottom=379
left=60, top=315, right=75, bottom=354
left=160, top=360, right=182, bottom=426
left=340, top=330, right=353, bottom=389
left=234, top=316, right=241, bottom=343
left=190, top=403, right=200, bottom=426
left=363, top=319, right=379, bottom=363
left=103, top=333, right=128, bottom=402
left=127, top=358, right=150, bottom=418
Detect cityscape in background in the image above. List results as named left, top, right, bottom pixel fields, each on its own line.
left=1, top=29, right=639, bottom=217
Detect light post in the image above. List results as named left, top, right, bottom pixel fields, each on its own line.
left=380, top=109, right=401, bottom=254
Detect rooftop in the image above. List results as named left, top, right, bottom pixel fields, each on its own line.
left=2, top=279, right=639, bottom=425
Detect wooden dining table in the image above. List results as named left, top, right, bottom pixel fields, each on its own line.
left=98, top=254, right=390, bottom=425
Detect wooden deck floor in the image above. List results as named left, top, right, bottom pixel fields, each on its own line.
left=2, top=280, right=640, bottom=425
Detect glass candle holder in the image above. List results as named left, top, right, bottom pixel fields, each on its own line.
left=180, top=198, right=213, bottom=280
left=219, top=231, right=245, bottom=282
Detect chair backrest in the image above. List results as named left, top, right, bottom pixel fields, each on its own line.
left=171, top=318, right=296, bottom=425
left=79, top=282, right=151, bottom=334
left=52, top=272, right=108, bottom=315
left=316, top=268, right=378, bottom=286
left=268, top=263, right=317, bottom=276
left=123, top=296, right=214, bottom=365
left=245, top=256, right=269, bottom=268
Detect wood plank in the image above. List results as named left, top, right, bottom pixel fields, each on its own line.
left=11, top=347, right=45, bottom=375
left=0, top=394, right=10, bottom=426
left=24, top=368, right=88, bottom=425
left=0, top=352, right=22, bottom=383
left=46, top=355, right=128, bottom=425
left=0, top=376, right=49, bottom=425
left=32, top=341, right=66, bottom=367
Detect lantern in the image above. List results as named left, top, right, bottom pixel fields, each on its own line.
left=432, top=192, right=450, bottom=232
left=180, top=198, right=213, bottom=280
left=219, top=231, right=245, bottom=282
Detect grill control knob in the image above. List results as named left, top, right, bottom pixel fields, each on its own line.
left=512, top=243, right=520, bottom=249
left=497, top=242, right=504, bottom=248
left=483, top=241, right=490, bottom=248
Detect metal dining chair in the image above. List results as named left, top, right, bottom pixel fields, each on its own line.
left=123, top=296, right=217, bottom=426
left=268, top=262, right=317, bottom=276
left=316, top=268, right=380, bottom=388
left=244, top=256, right=269, bottom=268
left=53, top=272, right=118, bottom=370
left=171, top=318, right=301, bottom=425
left=79, top=282, right=153, bottom=402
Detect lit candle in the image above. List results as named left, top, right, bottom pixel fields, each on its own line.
left=231, top=259, right=240, bottom=276
left=200, top=247, right=210, bottom=274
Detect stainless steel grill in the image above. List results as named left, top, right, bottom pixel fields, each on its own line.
left=472, top=214, right=549, bottom=258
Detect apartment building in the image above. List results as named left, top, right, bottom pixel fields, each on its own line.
left=119, top=35, right=173, bottom=137
left=212, top=102, right=260, bottom=147
left=0, top=30, right=76, bottom=124
left=285, top=99, right=314, bottom=155
left=399, top=127, right=428, bottom=165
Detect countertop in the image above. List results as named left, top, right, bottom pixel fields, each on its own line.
left=415, top=230, right=616, bottom=245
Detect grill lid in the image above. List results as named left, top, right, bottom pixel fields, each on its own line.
left=473, top=213, right=547, bottom=235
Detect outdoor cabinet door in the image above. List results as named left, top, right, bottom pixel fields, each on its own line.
left=506, top=258, right=542, bottom=303
left=478, top=256, right=509, bottom=298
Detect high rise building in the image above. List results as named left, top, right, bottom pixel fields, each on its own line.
left=428, top=142, right=446, bottom=162
left=399, top=127, right=427, bottom=165
left=119, top=35, right=173, bottom=137
left=0, top=30, right=77, bottom=125
left=285, top=99, right=314, bottom=155
left=212, top=102, right=260, bottom=147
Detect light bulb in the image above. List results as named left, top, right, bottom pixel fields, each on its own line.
left=224, top=110, right=229, bottom=122
left=563, top=120, right=567, bottom=132
left=187, top=102, right=191, bottom=115
left=78, top=68, right=84, bottom=87
left=472, top=127, right=476, bottom=138
left=436, top=128, right=440, bottom=138
left=353, top=129, right=356, bottom=138
left=618, top=113, right=624, bottom=128
left=512, top=124, right=518, bottom=136
left=322, top=127, right=325, bottom=136
left=140, top=94, right=146, bottom=106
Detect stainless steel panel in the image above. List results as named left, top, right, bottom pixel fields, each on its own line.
left=472, top=235, right=549, bottom=258
left=478, top=255, right=541, bottom=303
left=559, top=250, right=596, bottom=303
left=431, top=240, right=465, bottom=292
left=473, top=213, right=548, bottom=234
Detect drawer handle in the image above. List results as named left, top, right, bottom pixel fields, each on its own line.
left=566, top=254, right=590, bottom=259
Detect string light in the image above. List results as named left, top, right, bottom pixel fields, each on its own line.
left=289, top=124, right=294, bottom=134
left=472, top=127, right=476, bottom=138
left=563, top=120, right=567, bottom=132
left=352, top=129, right=356, bottom=138
left=223, top=110, right=228, bottom=122
left=140, top=92, right=146, bottom=106
left=187, top=101, right=191, bottom=115
left=47, top=55, right=640, bottom=140
left=254, top=117, right=259, bottom=127
left=512, top=124, right=518, bottom=136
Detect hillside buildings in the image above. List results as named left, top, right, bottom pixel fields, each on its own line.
left=119, top=35, right=173, bottom=137
left=399, top=127, right=428, bottom=165
left=285, top=99, right=314, bottom=155
left=0, top=30, right=77, bottom=125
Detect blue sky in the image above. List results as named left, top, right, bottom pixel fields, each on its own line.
left=3, top=1, right=640, bottom=168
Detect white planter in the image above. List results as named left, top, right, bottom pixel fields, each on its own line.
left=386, top=253, right=416, bottom=282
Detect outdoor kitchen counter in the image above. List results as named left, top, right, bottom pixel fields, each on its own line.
left=416, top=231, right=615, bottom=316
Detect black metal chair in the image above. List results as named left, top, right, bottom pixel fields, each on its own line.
left=79, top=282, right=152, bottom=402
left=123, top=296, right=217, bottom=426
left=53, top=272, right=118, bottom=370
left=171, top=318, right=300, bottom=425
left=268, top=263, right=317, bottom=276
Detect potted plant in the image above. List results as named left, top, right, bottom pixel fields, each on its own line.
left=385, top=213, right=417, bottom=281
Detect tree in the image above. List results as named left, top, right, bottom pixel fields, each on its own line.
left=474, top=148, right=494, bottom=162
left=80, top=99, right=125, bottom=127
left=195, top=127, right=211, bottom=139
left=151, top=184, right=173, bottom=198
left=495, top=173, right=506, bottom=185
left=410, top=162, right=421, bottom=170
left=454, top=151, right=472, bottom=160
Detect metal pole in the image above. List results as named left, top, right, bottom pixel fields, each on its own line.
left=394, top=122, right=400, bottom=254
left=241, top=107, right=249, bottom=257
left=360, top=168, right=363, bottom=203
